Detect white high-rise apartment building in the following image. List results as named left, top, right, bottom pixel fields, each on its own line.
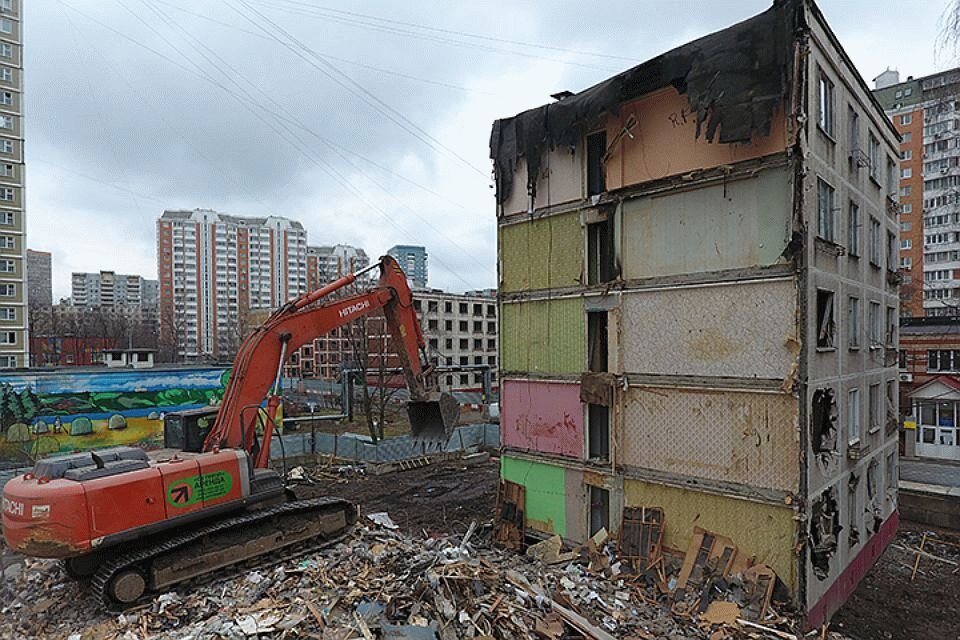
left=157, top=209, right=308, bottom=359
left=306, top=244, right=369, bottom=289
left=0, top=1, right=24, bottom=368
left=71, top=271, right=154, bottom=308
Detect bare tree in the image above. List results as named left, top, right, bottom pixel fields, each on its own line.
left=159, top=302, right=187, bottom=363
left=938, top=1, right=960, bottom=65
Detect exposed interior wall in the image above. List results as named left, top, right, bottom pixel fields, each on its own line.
left=624, top=478, right=798, bottom=592
left=605, top=88, right=789, bottom=192
left=500, top=298, right=584, bottom=374
left=499, top=212, right=583, bottom=293
left=621, top=386, right=800, bottom=493
left=500, top=455, right=570, bottom=537
left=500, top=379, right=583, bottom=458
left=498, top=149, right=584, bottom=218
left=620, top=168, right=793, bottom=280
left=619, top=278, right=798, bottom=380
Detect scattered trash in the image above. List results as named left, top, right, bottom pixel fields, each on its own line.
left=367, top=511, right=399, bottom=530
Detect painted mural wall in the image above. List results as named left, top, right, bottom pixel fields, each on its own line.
left=0, top=366, right=229, bottom=465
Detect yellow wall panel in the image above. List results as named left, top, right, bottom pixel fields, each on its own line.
left=624, top=479, right=798, bottom=592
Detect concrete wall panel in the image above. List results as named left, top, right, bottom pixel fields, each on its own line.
left=606, top=88, right=788, bottom=190
left=501, top=298, right=584, bottom=374
left=624, top=479, right=797, bottom=593
left=621, top=168, right=793, bottom=280
left=621, top=386, right=800, bottom=493
left=500, top=212, right=582, bottom=293
left=620, top=279, right=798, bottom=380
left=501, top=379, right=583, bottom=458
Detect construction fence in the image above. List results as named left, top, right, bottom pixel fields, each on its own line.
left=271, top=422, right=500, bottom=464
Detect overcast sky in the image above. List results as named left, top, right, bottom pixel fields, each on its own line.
left=27, top=0, right=952, bottom=298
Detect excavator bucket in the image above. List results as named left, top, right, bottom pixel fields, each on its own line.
left=407, top=391, right=460, bottom=446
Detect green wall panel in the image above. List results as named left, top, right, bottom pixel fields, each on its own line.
left=501, top=455, right=568, bottom=537
left=500, top=213, right=583, bottom=293
left=500, top=297, right=584, bottom=373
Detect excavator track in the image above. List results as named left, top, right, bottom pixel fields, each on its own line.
left=90, top=497, right=356, bottom=610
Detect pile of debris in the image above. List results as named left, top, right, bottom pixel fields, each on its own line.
left=1, top=513, right=853, bottom=640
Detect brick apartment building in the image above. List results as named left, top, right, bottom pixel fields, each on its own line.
left=492, top=0, right=898, bottom=626
left=157, top=209, right=307, bottom=360
left=306, top=244, right=369, bottom=291
left=874, top=67, right=960, bottom=318
left=285, top=287, right=498, bottom=394
left=898, top=316, right=960, bottom=461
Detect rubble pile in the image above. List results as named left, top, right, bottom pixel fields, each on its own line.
left=1, top=514, right=854, bottom=640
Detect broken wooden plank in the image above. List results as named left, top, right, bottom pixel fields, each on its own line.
left=550, top=601, right=618, bottom=640
left=736, top=618, right=799, bottom=640
left=893, top=543, right=959, bottom=566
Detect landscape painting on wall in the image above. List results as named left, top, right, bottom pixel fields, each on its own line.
left=0, top=366, right=229, bottom=466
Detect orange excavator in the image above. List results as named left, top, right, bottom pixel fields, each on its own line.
left=1, top=256, right=458, bottom=607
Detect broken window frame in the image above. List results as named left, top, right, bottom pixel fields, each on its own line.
left=847, top=388, right=861, bottom=445
left=868, top=383, right=881, bottom=433
left=885, top=306, right=897, bottom=346
left=885, top=451, right=897, bottom=494
left=586, top=218, right=617, bottom=285
left=816, top=289, right=836, bottom=350
left=869, top=132, right=881, bottom=184
left=869, top=301, right=882, bottom=347
left=587, top=403, right=610, bottom=462
left=847, top=201, right=860, bottom=256
left=816, top=178, right=836, bottom=242
left=812, top=388, right=839, bottom=456
left=817, top=68, right=835, bottom=138
left=810, top=488, right=840, bottom=581
left=869, top=216, right=882, bottom=267
left=587, top=310, right=609, bottom=372
left=886, top=156, right=898, bottom=199
left=886, top=230, right=897, bottom=272
left=847, top=474, right=861, bottom=548
left=586, top=130, right=607, bottom=197
left=847, top=296, right=860, bottom=350
left=589, top=485, right=610, bottom=538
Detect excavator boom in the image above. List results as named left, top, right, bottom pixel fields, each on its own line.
left=204, top=255, right=458, bottom=461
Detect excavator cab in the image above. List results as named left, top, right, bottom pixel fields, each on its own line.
left=407, top=390, right=460, bottom=445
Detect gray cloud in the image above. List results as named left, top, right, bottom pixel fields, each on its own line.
left=28, top=0, right=947, bottom=297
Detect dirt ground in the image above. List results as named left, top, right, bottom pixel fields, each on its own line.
left=832, top=520, right=960, bottom=640
left=291, top=456, right=500, bottom=535
left=295, top=458, right=960, bottom=640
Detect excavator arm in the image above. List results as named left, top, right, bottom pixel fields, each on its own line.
left=203, top=256, right=458, bottom=465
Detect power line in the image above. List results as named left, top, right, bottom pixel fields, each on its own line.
left=139, top=0, right=493, bottom=282
left=227, top=0, right=491, bottom=179
left=260, top=0, right=630, bottom=71
left=150, top=0, right=495, bottom=95
left=59, top=5, right=145, bottom=219
left=60, top=0, right=494, bottom=287
left=33, top=158, right=167, bottom=203
left=137, top=0, right=490, bottom=289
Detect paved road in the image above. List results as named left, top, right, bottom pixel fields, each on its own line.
left=901, top=458, right=960, bottom=487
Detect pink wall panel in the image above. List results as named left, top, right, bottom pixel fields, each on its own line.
left=501, top=379, right=583, bottom=458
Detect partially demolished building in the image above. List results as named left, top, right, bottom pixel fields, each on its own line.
left=491, top=0, right=899, bottom=627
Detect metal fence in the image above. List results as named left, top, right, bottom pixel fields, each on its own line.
left=272, top=422, right=500, bottom=463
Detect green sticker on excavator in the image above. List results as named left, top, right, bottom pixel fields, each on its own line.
left=166, top=471, right=233, bottom=508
